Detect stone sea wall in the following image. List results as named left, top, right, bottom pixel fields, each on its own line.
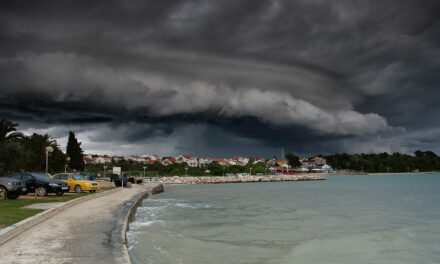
left=156, top=174, right=327, bottom=184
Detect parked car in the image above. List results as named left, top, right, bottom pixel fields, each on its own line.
left=52, top=173, right=101, bottom=193
left=8, top=172, right=69, bottom=196
left=0, top=177, right=26, bottom=199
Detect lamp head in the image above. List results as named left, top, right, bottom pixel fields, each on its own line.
left=45, top=146, right=54, bottom=153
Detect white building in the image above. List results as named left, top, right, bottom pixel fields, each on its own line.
left=199, top=158, right=213, bottom=166
left=128, top=155, right=146, bottom=163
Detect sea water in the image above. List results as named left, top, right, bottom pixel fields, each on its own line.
left=127, top=174, right=440, bottom=264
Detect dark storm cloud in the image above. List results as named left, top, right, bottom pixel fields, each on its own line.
left=0, top=0, right=439, bottom=156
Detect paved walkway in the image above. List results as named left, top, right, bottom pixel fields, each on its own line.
left=0, top=185, right=153, bottom=264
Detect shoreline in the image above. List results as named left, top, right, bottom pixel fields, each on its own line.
left=123, top=184, right=164, bottom=264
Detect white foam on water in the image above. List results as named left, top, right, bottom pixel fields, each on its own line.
left=174, top=203, right=213, bottom=209
left=152, top=239, right=169, bottom=257
left=130, top=220, right=165, bottom=229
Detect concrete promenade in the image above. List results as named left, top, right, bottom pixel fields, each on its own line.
left=0, top=184, right=162, bottom=264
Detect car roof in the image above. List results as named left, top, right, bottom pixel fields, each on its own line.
left=0, top=177, right=21, bottom=182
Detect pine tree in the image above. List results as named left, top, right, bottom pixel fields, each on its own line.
left=66, top=131, right=85, bottom=171
left=285, top=152, right=301, bottom=168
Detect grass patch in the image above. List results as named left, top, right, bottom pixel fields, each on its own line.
left=0, top=200, right=44, bottom=228
left=0, top=186, right=116, bottom=228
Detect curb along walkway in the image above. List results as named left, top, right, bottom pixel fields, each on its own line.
left=0, top=184, right=161, bottom=264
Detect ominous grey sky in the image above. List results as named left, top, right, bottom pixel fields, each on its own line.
left=1, top=0, right=439, bottom=157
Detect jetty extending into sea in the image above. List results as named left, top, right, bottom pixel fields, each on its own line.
left=156, top=174, right=327, bottom=184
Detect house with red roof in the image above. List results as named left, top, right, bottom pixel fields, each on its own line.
left=161, top=158, right=176, bottom=166
left=310, top=157, right=326, bottom=165
left=175, top=155, right=198, bottom=167
left=83, top=156, right=95, bottom=164
left=253, top=157, right=266, bottom=164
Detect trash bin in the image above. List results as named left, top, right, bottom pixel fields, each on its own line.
left=89, top=175, right=96, bottom=181
left=110, top=174, right=118, bottom=182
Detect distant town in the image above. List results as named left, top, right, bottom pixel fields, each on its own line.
left=83, top=154, right=332, bottom=175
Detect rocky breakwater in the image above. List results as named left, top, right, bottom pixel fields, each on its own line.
left=157, top=174, right=326, bottom=184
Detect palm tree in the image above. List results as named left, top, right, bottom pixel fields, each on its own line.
left=21, top=133, right=59, bottom=172
left=0, top=119, right=24, bottom=146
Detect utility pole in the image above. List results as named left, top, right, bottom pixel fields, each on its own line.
left=282, top=148, right=285, bottom=161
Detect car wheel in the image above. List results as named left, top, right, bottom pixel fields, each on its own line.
left=0, top=187, right=7, bottom=200
left=74, top=185, right=82, bottom=193
left=90, top=190, right=96, bottom=193
left=37, top=186, right=47, bottom=196
left=55, top=190, right=64, bottom=196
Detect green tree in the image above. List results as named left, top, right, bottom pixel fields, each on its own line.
left=285, top=152, right=301, bottom=168
left=0, top=142, right=28, bottom=175
left=66, top=131, right=85, bottom=171
left=0, top=119, right=24, bottom=146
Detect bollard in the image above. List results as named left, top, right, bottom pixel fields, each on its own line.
left=35, top=188, right=37, bottom=200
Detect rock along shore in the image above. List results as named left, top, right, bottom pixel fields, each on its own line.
left=157, top=174, right=327, bottom=184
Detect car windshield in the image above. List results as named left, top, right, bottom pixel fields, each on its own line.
left=72, top=174, right=85, bottom=180
left=31, top=173, right=51, bottom=180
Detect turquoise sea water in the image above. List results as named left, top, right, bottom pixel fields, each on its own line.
left=127, top=174, right=440, bottom=264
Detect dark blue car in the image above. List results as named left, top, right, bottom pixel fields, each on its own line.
left=8, top=172, right=69, bottom=196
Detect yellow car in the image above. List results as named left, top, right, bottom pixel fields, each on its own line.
left=52, top=173, right=101, bottom=193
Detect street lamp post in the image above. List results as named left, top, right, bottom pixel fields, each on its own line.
left=103, top=165, right=107, bottom=179
left=45, top=146, right=54, bottom=174
left=185, top=167, right=188, bottom=176
left=250, top=167, right=252, bottom=176
left=65, top=156, right=71, bottom=173
left=223, top=167, right=225, bottom=176
left=143, top=167, right=147, bottom=177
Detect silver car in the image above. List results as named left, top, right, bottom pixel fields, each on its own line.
left=0, top=177, right=26, bottom=199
